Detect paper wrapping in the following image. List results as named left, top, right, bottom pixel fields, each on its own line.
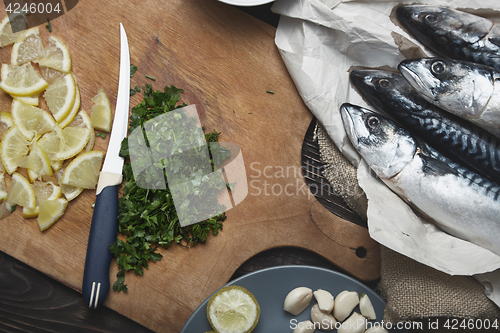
left=272, top=0, right=500, bottom=305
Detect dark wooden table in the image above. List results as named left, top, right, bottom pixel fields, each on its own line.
left=0, top=4, right=379, bottom=332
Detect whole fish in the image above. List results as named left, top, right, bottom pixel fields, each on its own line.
left=350, top=69, right=500, bottom=184
left=340, top=103, right=500, bottom=256
left=397, top=5, right=500, bottom=70
left=398, top=57, right=500, bottom=138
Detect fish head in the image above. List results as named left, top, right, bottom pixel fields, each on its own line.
left=397, top=5, right=491, bottom=47
left=398, top=57, right=494, bottom=118
left=340, top=103, right=417, bottom=180
left=350, top=69, right=418, bottom=112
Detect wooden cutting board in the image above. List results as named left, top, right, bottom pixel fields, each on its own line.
left=0, top=0, right=380, bottom=331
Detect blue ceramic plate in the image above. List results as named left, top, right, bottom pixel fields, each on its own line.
left=181, top=265, right=409, bottom=332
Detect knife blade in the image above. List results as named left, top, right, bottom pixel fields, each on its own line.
left=82, top=23, right=130, bottom=309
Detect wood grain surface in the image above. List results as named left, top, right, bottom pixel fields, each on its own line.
left=0, top=1, right=380, bottom=332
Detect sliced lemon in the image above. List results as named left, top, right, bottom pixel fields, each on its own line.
left=1, top=126, right=30, bottom=174
left=38, top=124, right=90, bottom=161
left=22, top=206, right=39, bottom=218
left=40, top=66, right=64, bottom=85
left=7, top=172, right=36, bottom=209
left=207, top=286, right=260, bottom=333
left=39, top=35, right=71, bottom=74
left=23, top=180, right=62, bottom=218
left=58, top=83, right=80, bottom=128
left=55, top=167, right=83, bottom=201
left=11, top=27, right=44, bottom=65
left=10, top=93, right=39, bottom=106
left=0, top=13, right=27, bottom=47
left=60, top=150, right=104, bottom=189
left=90, top=88, right=113, bottom=132
left=24, top=142, right=52, bottom=181
left=37, top=197, right=68, bottom=231
left=11, top=100, right=56, bottom=140
left=69, top=110, right=95, bottom=152
left=0, top=172, right=7, bottom=202
left=0, top=63, right=48, bottom=96
left=43, top=73, right=76, bottom=122
left=0, top=111, right=13, bottom=138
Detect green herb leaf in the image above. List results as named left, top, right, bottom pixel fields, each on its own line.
left=266, top=90, right=275, bottom=94
left=145, top=74, right=156, bottom=81
left=130, top=64, right=138, bottom=78
left=96, top=133, right=107, bottom=138
left=45, top=19, right=52, bottom=33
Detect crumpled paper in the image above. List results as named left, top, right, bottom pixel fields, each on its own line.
left=272, top=0, right=500, bottom=305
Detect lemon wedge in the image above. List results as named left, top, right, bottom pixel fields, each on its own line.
left=11, top=27, right=44, bottom=65
left=0, top=172, right=7, bottom=202
left=7, top=172, right=36, bottom=209
left=0, top=63, right=48, bottom=96
left=55, top=167, right=84, bottom=201
left=90, top=88, right=113, bottom=132
left=24, top=141, right=52, bottom=182
left=60, top=150, right=104, bottom=189
left=39, top=35, right=71, bottom=74
left=40, top=66, right=64, bottom=85
left=1, top=126, right=30, bottom=174
left=207, top=286, right=260, bottom=333
left=58, top=83, right=81, bottom=128
left=0, top=14, right=27, bottom=47
left=68, top=110, right=95, bottom=152
left=43, top=73, right=76, bottom=122
left=0, top=111, right=13, bottom=138
left=11, top=100, right=56, bottom=140
left=10, top=93, right=40, bottom=106
left=37, top=197, right=68, bottom=231
left=38, top=123, right=90, bottom=161
left=23, top=180, right=62, bottom=218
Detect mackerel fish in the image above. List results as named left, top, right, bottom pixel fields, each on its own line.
left=340, top=103, right=500, bottom=256
left=398, top=57, right=500, bottom=138
left=350, top=69, right=500, bottom=184
left=397, top=5, right=500, bottom=70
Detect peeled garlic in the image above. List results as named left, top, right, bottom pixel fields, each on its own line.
left=333, top=290, right=359, bottom=322
left=365, top=326, right=389, bottom=333
left=313, top=289, right=334, bottom=312
left=359, top=294, right=376, bottom=320
left=284, top=287, right=313, bottom=315
left=293, top=320, right=316, bottom=333
left=338, top=312, right=366, bottom=333
left=310, top=303, right=337, bottom=331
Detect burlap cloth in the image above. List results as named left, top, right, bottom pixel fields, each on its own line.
left=314, top=122, right=500, bottom=330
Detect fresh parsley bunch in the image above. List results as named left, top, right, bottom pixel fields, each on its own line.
left=110, top=84, right=229, bottom=292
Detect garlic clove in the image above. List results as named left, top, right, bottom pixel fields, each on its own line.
left=365, top=326, right=389, bottom=333
left=313, top=289, right=334, bottom=313
left=310, top=303, right=337, bottom=331
left=338, top=312, right=366, bottom=333
left=359, top=294, right=376, bottom=320
left=293, top=320, right=316, bottom=333
left=284, top=287, right=313, bottom=315
left=333, top=290, right=359, bottom=322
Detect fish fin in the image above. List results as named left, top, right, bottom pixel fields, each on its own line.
left=419, top=153, right=459, bottom=177
left=489, top=37, right=500, bottom=48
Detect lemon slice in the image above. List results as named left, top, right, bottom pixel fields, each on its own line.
left=55, top=167, right=84, bottom=201
left=7, top=172, right=36, bottom=209
left=38, top=122, right=90, bottom=161
left=58, top=83, right=80, bottom=128
left=24, top=142, right=52, bottom=182
left=0, top=111, right=13, bottom=138
left=39, top=35, right=71, bottom=74
left=11, top=27, right=44, bottom=65
left=10, top=93, right=40, bottom=106
left=1, top=126, right=30, bottom=174
left=43, top=73, right=76, bottom=122
left=69, top=110, right=95, bottom=152
left=0, top=63, right=48, bottom=96
left=37, top=197, right=68, bottom=231
left=90, top=88, right=113, bottom=132
left=0, top=14, right=27, bottom=47
left=23, top=180, right=62, bottom=218
left=0, top=172, right=7, bottom=202
left=207, top=286, right=260, bottom=333
left=40, top=66, right=64, bottom=85
left=60, top=151, right=104, bottom=189
left=11, top=100, right=56, bottom=140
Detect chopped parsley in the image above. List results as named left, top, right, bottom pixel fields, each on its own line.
left=130, top=64, right=138, bottom=78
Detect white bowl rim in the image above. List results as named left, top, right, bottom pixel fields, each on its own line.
left=218, top=0, right=274, bottom=6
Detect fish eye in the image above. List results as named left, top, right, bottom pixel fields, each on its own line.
left=366, top=116, right=380, bottom=129
left=377, top=78, right=392, bottom=89
left=431, top=61, right=446, bottom=75
left=424, top=13, right=439, bottom=24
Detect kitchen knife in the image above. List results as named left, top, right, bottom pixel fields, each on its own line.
left=82, top=23, right=130, bottom=308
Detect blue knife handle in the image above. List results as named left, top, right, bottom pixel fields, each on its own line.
left=82, top=185, right=119, bottom=308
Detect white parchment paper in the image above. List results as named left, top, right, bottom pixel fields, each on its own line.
left=272, top=0, right=500, bottom=305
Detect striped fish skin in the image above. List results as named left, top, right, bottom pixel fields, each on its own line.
left=350, top=69, right=500, bottom=184
left=398, top=57, right=500, bottom=138
left=397, top=5, right=500, bottom=70
left=340, top=103, right=500, bottom=256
